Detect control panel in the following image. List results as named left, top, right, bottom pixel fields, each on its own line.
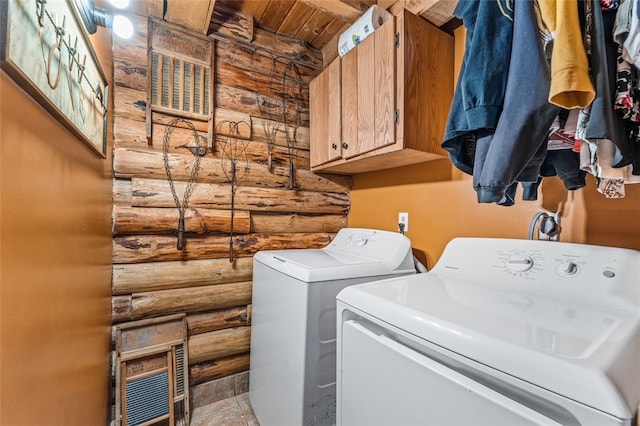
left=431, top=238, right=640, bottom=312
left=327, top=228, right=413, bottom=270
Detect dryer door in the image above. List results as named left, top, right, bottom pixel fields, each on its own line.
left=339, top=320, right=562, bottom=426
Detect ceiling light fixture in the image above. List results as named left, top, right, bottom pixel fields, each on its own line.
left=73, top=0, right=134, bottom=39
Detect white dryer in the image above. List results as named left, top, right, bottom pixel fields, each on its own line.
left=250, top=228, right=416, bottom=426
left=337, top=237, right=640, bottom=426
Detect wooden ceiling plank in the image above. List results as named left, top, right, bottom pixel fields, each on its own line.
left=377, top=0, right=402, bottom=10
left=294, top=9, right=334, bottom=45
left=309, top=17, right=345, bottom=50
left=238, top=0, right=271, bottom=22
left=259, top=0, right=297, bottom=33
left=277, top=1, right=316, bottom=38
left=299, top=0, right=362, bottom=22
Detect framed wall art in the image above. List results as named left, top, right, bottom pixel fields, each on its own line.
left=1, top=0, right=108, bottom=157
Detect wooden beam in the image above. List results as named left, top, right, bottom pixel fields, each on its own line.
left=112, top=257, right=253, bottom=294
left=112, top=281, right=252, bottom=322
left=405, top=0, right=459, bottom=26
left=165, top=0, right=217, bottom=34
left=188, top=327, right=251, bottom=363
left=300, top=0, right=362, bottom=22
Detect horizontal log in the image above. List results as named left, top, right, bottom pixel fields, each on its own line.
left=113, top=85, right=147, bottom=121
left=250, top=116, right=310, bottom=150
left=114, top=148, right=349, bottom=193
left=208, top=2, right=254, bottom=43
left=250, top=213, right=347, bottom=233
left=208, top=6, right=323, bottom=70
left=216, top=84, right=309, bottom=127
left=114, top=115, right=148, bottom=149
left=187, top=306, right=249, bottom=335
left=112, top=206, right=251, bottom=235
left=216, top=38, right=318, bottom=84
left=190, top=353, right=250, bottom=385
left=216, top=55, right=310, bottom=109
left=112, top=257, right=253, bottom=294
left=112, top=232, right=333, bottom=264
left=111, top=281, right=252, bottom=323
left=130, top=178, right=350, bottom=214
left=113, top=14, right=149, bottom=62
left=113, top=179, right=132, bottom=205
left=114, top=57, right=147, bottom=91
left=115, top=111, right=311, bottom=168
left=188, top=326, right=251, bottom=363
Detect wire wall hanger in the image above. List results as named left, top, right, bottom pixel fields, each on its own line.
left=216, top=120, right=251, bottom=262
left=252, top=50, right=282, bottom=173
left=281, top=60, right=304, bottom=190
left=162, top=118, right=206, bottom=250
left=251, top=50, right=305, bottom=188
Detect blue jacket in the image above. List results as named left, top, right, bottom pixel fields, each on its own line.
left=441, top=0, right=515, bottom=175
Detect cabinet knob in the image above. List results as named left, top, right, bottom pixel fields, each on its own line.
left=331, top=143, right=337, bottom=150
left=342, top=143, right=349, bottom=149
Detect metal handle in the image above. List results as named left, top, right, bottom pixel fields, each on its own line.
left=342, top=143, right=349, bottom=149
left=177, top=215, right=185, bottom=250
left=332, top=143, right=338, bottom=150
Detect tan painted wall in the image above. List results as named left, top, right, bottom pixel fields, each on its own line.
left=0, top=31, right=113, bottom=425
left=348, top=25, right=640, bottom=266
left=349, top=162, right=640, bottom=268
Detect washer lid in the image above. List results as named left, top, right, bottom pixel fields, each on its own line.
left=337, top=273, right=640, bottom=420
left=253, top=228, right=415, bottom=282
left=254, top=249, right=410, bottom=282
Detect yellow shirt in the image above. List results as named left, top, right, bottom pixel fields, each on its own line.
left=538, top=0, right=596, bottom=108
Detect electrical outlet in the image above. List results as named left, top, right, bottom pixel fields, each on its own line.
left=398, top=212, right=409, bottom=232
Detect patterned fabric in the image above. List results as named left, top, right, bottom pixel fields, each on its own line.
left=614, top=44, right=639, bottom=120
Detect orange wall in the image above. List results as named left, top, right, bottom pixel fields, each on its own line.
left=0, top=32, right=113, bottom=425
left=348, top=161, right=640, bottom=268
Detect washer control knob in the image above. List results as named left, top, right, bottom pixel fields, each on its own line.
left=354, top=239, right=368, bottom=247
left=557, top=261, right=579, bottom=277
left=506, top=255, right=534, bottom=272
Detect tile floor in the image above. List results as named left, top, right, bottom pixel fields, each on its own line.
left=190, top=392, right=259, bottom=426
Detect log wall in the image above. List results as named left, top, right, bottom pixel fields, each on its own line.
left=111, top=12, right=350, bottom=387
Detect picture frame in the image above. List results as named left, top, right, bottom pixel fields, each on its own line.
left=1, top=0, right=108, bottom=157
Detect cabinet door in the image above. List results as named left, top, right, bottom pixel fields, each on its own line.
left=341, top=15, right=396, bottom=160
left=310, top=58, right=342, bottom=167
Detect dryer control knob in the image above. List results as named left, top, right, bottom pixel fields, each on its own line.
left=557, top=261, right=579, bottom=277
left=506, top=255, right=534, bottom=272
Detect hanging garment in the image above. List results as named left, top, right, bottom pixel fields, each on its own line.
left=441, top=0, right=514, bottom=175
left=577, top=0, right=640, bottom=198
left=538, top=0, right=596, bottom=108
left=472, top=0, right=560, bottom=205
left=584, top=0, right=633, bottom=167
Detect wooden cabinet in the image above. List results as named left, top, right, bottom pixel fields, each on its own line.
left=309, top=9, right=454, bottom=174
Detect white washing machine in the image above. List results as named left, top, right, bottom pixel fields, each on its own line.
left=249, top=228, right=416, bottom=426
left=337, top=237, right=640, bottom=426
